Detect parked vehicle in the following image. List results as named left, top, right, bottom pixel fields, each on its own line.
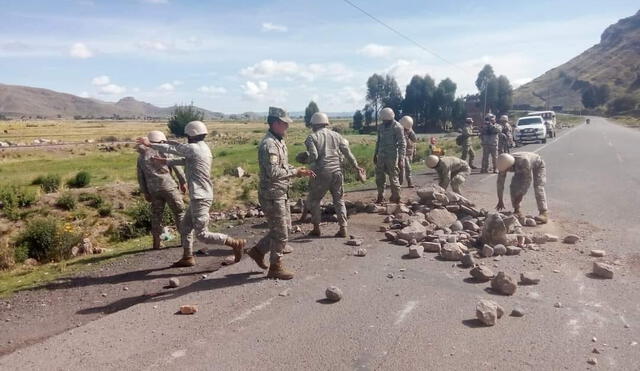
left=528, top=110, right=556, bottom=138
left=514, top=116, right=547, bottom=145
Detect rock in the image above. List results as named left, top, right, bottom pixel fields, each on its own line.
left=511, top=307, right=525, bottom=317
left=386, top=203, right=410, bottom=215
left=506, top=246, right=522, bottom=255
left=426, top=209, right=458, bottom=229
left=462, top=220, right=480, bottom=232
left=279, top=289, right=291, bottom=297
left=491, top=272, right=518, bottom=295
left=439, top=243, right=464, bottom=261
left=493, top=244, right=507, bottom=256
left=384, top=231, right=397, bottom=241
left=481, top=212, right=508, bottom=246
left=446, top=235, right=457, bottom=243
left=168, top=278, right=180, bottom=288
left=346, top=239, right=363, bottom=246
left=532, top=233, right=548, bottom=244
left=481, top=245, right=494, bottom=258
left=395, top=239, right=409, bottom=246
left=524, top=218, right=537, bottom=227
left=325, top=286, right=343, bottom=302
left=450, top=220, right=463, bottom=232
left=397, top=221, right=428, bottom=241
left=592, top=262, right=614, bottom=279
left=365, top=203, right=379, bottom=213
left=544, top=233, right=559, bottom=242
left=502, top=215, right=521, bottom=233
left=383, top=215, right=395, bottom=223
left=408, top=239, right=418, bottom=246
left=24, top=258, right=39, bottom=266
left=554, top=302, right=563, bottom=308
left=520, top=272, right=541, bottom=285
left=354, top=248, right=367, bottom=257
left=408, top=245, right=424, bottom=258
left=563, top=234, right=580, bottom=244
left=421, top=241, right=441, bottom=253
left=460, top=253, right=475, bottom=268
left=587, top=358, right=597, bottom=366
left=470, top=266, right=495, bottom=282
left=590, top=249, right=606, bottom=257
left=179, top=305, right=198, bottom=315
left=475, top=299, right=504, bottom=326
left=379, top=226, right=389, bottom=232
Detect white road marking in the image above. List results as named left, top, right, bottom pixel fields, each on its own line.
left=229, top=298, right=274, bottom=324
left=394, top=300, right=418, bottom=325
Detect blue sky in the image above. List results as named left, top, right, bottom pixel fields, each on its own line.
left=0, top=0, right=638, bottom=113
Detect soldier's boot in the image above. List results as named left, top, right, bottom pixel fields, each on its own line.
left=470, top=164, right=478, bottom=170
left=407, top=178, right=415, bottom=188
left=534, top=211, right=548, bottom=225
left=267, top=261, right=294, bottom=280
left=308, top=224, right=321, bottom=237
left=152, top=235, right=162, bottom=250
left=247, top=246, right=268, bottom=269
left=172, top=256, right=195, bottom=267
left=283, top=244, right=293, bottom=254
left=375, top=194, right=385, bottom=204
left=334, top=226, right=347, bottom=238
left=224, top=237, right=246, bottom=263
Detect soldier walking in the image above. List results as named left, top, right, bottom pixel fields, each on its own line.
left=496, top=152, right=548, bottom=224
left=374, top=107, right=406, bottom=204
left=399, top=115, right=417, bottom=188
left=459, top=117, right=477, bottom=169
left=425, top=155, right=471, bottom=194
left=246, top=107, right=315, bottom=280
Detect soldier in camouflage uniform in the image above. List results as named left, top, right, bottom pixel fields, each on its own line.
left=137, top=130, right=187, bottom=250
left=480, top=114, right=500, bottom=173
left=246, top=107, right=315, bottom=280
left=305, top=112, right=363, bottom=238
left=374, top=107, right=406, bottom=204
left=496, top=152, right=548, bottom=224
left=399, top=115, right=418, bottom=188
left=425, top=155, right=471, bottom=194
left=136, top=121, right=246, bottom=267
left=499, top=115, right=514, bottom=149
left=460, top=117, right=477, bottom=169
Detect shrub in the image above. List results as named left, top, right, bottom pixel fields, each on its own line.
left=39, top=174, right=61, bottom=193
left=15, top=217, right=83, bottom=262
left=78, top=192, right=104, bottom=208
left=31, top=175, right=45, bottom=185
left=97, top=204, right=112, bottom=217
left=67, top=171, right=91, bottom=188
left=289, top=178, right=309, bottom=200
left=167, top=104, right=205, bottom=137
left=55, top=192, right=76, bottom=210
left=0, top=239, right=15, bottom=270
left=100, top=135, right=119, bottom=142
left=0, top=186, right=38, bottom=221
left=109, top=200, right=173, bottom=241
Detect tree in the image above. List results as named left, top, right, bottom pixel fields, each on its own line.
left=475, top=64, right=496, bottom=91
left=402, top=74, right=437, bottom=131
left=433, top=78, right=457, bottom=131
left=607, top=95, right=638, bottom=114
left=304, top=101, right=319, bottom=128
left=495, top=75, right=513, bottom=115
left=167, top=103, right=205, bottom=137
left=363, top=104, right=374, bottom=127
left=366, top=74, right=385, bottom=125
left=381, top=75, right=403, bottom=118
left=582, top=84, right=611, bottom=108
left=352, top=110, right=364, bottom=131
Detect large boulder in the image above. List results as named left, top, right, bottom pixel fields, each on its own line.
left=439, top=242, right=464, bottom=261
left=476, top=299, right=504, bottom=326
left=426, top=209, right=458, bottom=229
left=397, top=221, right=428, bottom=242
left=416, top=184, right=448, bottom=204
left=481, top=212, right=508, bottom=246
left=470, top=266, right=495, bottom=282
left=491, top=272, right=518, bottom=295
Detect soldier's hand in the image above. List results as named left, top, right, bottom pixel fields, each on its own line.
left=136, top=137, right=151, bottom=147
left=144, top=193, right=152, bottom=202
left=496, top=200, right=505, bottom=211
left=179, top=183, right=187, bottom=194
left=297, top=168, right=316, bottom=178
left=152, top=156, right=167, bottom=165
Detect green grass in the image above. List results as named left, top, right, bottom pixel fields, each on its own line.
left=612, top=116, right=640, bottom=129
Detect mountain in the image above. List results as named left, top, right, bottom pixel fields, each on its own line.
left=0, top=83, right=222, bottom=119
left=513, top=10, right=640, bottom=110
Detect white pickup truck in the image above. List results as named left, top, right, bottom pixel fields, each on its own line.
left=514, top=116, right=547, bottom=145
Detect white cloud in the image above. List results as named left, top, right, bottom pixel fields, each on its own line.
left=198, top=85, right=227, bottom=96
left=157, top=83, right=175, bottom=92
left=358, top=43, right=393, bottom=58
left=241, top=60, right=352, bottom=82
left=137, top=40, right=171, bottom=51
left=91, top=75, right=110, bottom=86
left=98, top=83, right=126, bottom=95
left=261, top=22, right=288, bottom=32
left=69, top=42, right=93, bottom=59
left=242, top=81, right=269, bottom=100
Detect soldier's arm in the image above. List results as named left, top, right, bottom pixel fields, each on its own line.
left=439, top=167, right=451, bottom=189
left=338, top=137, right=359, bottom=168
left=150, top=142, right=192, bottom=159
left=396, top=125, right=406, bottom=159
left=260, top=142, right=298, bottom=180
left=408, top=130, right=417, bottom=142
left=136, top=158, right=149, bottom=197
left=497, top=172, right=507, bottom=202
left=304, top=136, right=319, bottom=163
left=374, top=128, right=380, bottom=156
left=166, top=157, right=186, bottom=167
left=169, top=157, right=187, bottom=186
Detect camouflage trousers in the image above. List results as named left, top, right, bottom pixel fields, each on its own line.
left=449, top=167, right=471, bottom=194
left=510, top=159, right=548, bottom=213
left=308, top=171, right=347, bottom=227
left=150, top=189, right=185, bottom=240
left=461, top=145, right=475, bottom=167
left=256, top=195, right=291, bottom=264
left=375, top=156, right=401, bottom=202
left=181, top=198, right=228, bottom=258
left=481, top=145, right=498, bottom=172
left=399, top=155, right=413, bottom=186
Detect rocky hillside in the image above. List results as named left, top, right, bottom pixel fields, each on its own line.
left=0, top=83, right=222, bottom=119
left=514, top=10, right=640, bottom=110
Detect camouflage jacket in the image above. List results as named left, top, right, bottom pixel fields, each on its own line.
left=258, top=130, right=298, bottom=200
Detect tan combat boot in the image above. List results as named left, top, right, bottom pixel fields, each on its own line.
left=247, top=246, right=268, bottom=269
left=225, top=237, right=246, bottom=262
left=334, top=226, right=347, bottom=238
left=283, top=244, right=293, bottom=254
left=375, top=194, right=384, bottom=204
left=172, top=256, right=195, bottom=267
left=535, top=211, right=549, bottom=225
left=308, top=224, right=321, bottom=237
left=267, top=261, right=294, bottom=280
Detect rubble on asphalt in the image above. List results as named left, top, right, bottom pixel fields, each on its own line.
left=476, top=299, right=504, bottom=326
left=325, top=286, right=343, bottom=302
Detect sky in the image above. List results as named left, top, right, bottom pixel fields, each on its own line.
left=0, top=0, right=638, bottom=113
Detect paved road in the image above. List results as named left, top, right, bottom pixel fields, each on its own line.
left=1, top=117, right=639, bottom=370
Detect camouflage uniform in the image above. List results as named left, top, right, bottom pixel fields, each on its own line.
left=481, top=122, right=500, bottom=172
left=434, top=156, right=471, bottom=194
left=136, top=146, right=186, bottom=244
left=399, top=128, right=418, bottom=186
left=498, top=131, right=510, bottom=155
left=151, top=140, right=229, bottom=258
left=497, top=152, right=548, bottom=213
left=305, top=127, right=359, bottom=228
left=374, top=121, right=406, bottom=202
left=460, top=125, right=476, bottom=167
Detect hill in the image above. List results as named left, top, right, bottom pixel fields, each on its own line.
left=513, top=10, right=640, bottom=110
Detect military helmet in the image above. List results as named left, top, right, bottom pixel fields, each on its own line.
left=380, top=107, right=395, bottom=121
left=426, top=155, right=440, bottom=168
left=310, top=112, right=329, bottom=126
left=295, top=151, right=310, bottom=164
left=465, top=117, right=473, bottom=124
left=185, top=121, right=208, bottom=137
left=147, top=130, right=167, bottom=143
left=399, top=116, right=414, bottom=129
left=485, top=113, right=495, bottom=120
left=500, top=115, right=509, bottom=122
left=497, top=153, right=515, bottom=172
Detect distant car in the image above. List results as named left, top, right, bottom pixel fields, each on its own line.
left=514, top=116, right=547, bottom=145
left=528, top=110, right=556, bottom=138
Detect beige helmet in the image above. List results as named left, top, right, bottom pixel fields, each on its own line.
left=380, top=107, right=395, bottom=121
left=185, top=121, right=208, bottom=137
left=147, top=130, right=167, bottom=143
left=399, top=115, right=414, bottom=129
left=485, top=113, right=495, bottom=120
left=465, top=117, right=473, bottom=124
left=497, top=153, right=515, bottom=172
left=310, top=112, right=329, bottom=126
left=426, top=155, right=440, bottom=168
left=500, top=114, right=509, bottom=122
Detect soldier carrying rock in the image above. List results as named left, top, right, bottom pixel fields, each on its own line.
left=374, top=107, right=406, bottom=204
left=425, top=155, right=471, bottom=194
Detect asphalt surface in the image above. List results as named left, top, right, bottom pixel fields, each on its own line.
left=1, top=117, right=639, bottom=370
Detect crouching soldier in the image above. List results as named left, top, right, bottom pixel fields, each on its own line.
left=496, top=152, right=548, bottom=224
left=136, top=121, right=246, bottom=267
left=425, top=155, right=471, bottom=194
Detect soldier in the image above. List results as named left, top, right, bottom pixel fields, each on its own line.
left=136, top=121, right=246, bottom=267
left=496, top=152, right=548, bottom=224
left=499, top=114, right=514, bottom=148
left=136, top=130, right=187, bottom=250
left=480, top=114, right=500, bottom=173
left=459, top=117, right=477, bottom=169
left=374, top=107, right=406, bottom=204
left=425, top=155, right=471, bottom=194
left=399, top=115, right=417, bottom=188
left=305, top=112, right=364, bottom=238
left=246, top=107, right=315, bottom=280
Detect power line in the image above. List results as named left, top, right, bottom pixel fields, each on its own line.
left=341, top=0, right=467, bottom=72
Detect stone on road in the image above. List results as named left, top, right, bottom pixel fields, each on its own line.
left=476, top=299, right=504, bottom=326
